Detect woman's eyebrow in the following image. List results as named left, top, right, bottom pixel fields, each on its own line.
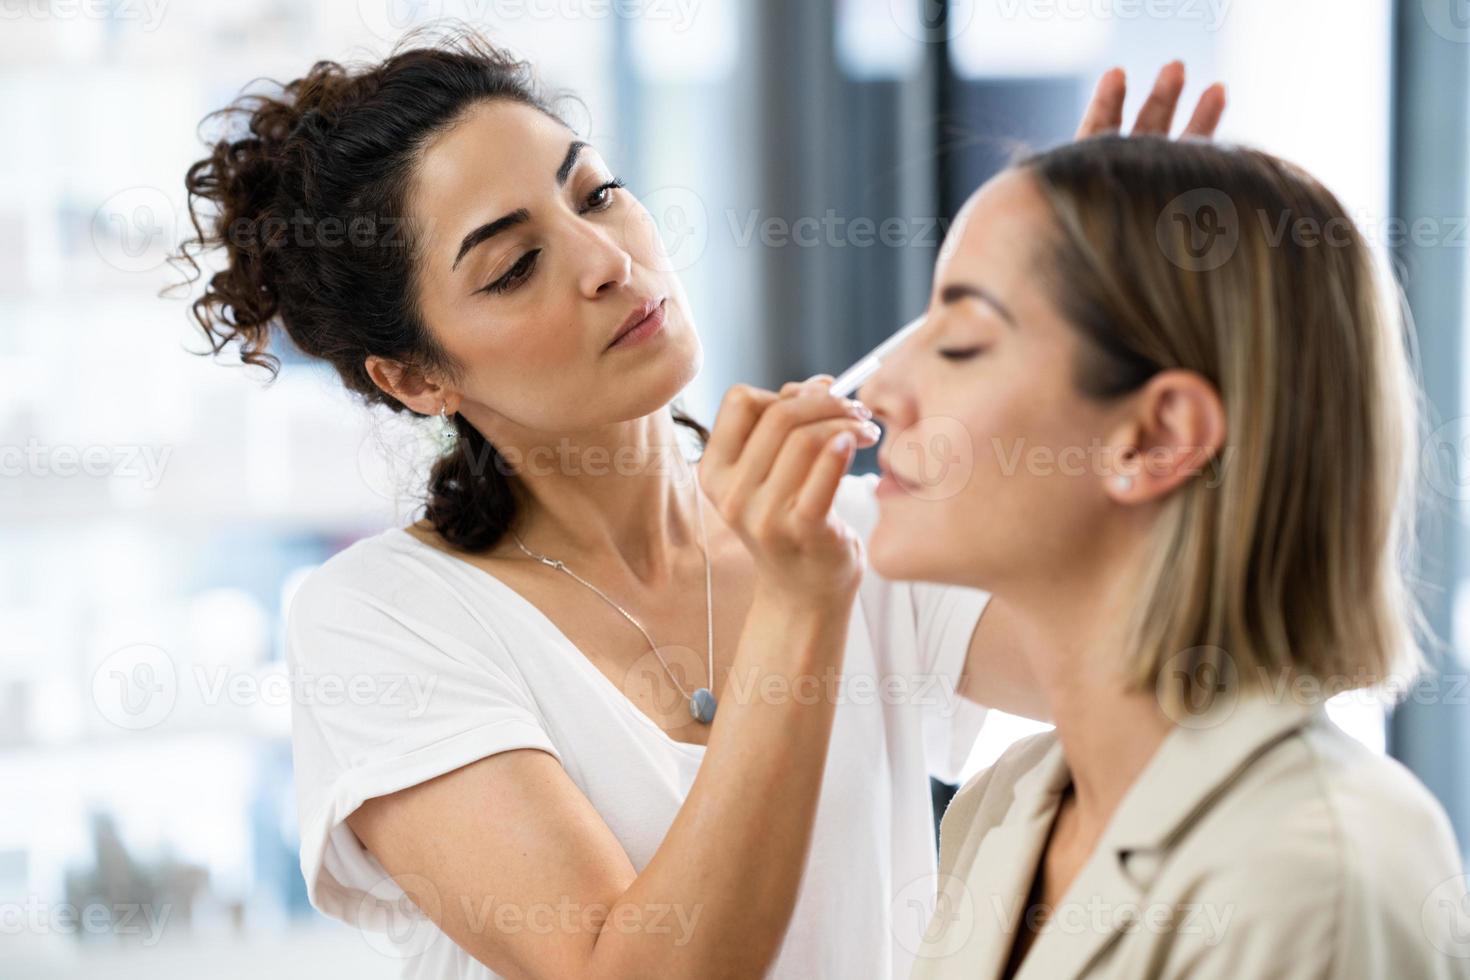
left=451, top=140, right=591, bottom=273
left=939, top=282, right=1017, bottom=327
left=556, top=140, right=588, bottom=185
left=452, top=209, right=530, bottom=272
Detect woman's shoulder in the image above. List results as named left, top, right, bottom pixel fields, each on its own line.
left=1165, top=714, right=1465, bottom=963
left=288, top=526, right=429, bottom=617
left=285, top=523, right=528, bottom=672
left=1200, top=713, right=1459, bottom=866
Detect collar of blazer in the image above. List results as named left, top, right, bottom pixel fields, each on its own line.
left=944, top=692, right=1327, bottom=980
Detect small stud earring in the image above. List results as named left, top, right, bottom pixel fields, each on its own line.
left=1114, top=474, right=1134, bottom=492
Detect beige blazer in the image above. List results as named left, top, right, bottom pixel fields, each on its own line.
left=908, top=694, right=1469, bottom=979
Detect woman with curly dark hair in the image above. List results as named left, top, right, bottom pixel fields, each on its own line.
left=173, top=28, right=1222, bottom=979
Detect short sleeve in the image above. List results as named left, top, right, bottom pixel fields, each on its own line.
left=837, top=472, right=991, bottom=784
left=284, top=550, right=561, bottom=928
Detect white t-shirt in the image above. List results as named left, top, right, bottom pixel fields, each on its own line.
left=286, top=471, right=992, bottom=980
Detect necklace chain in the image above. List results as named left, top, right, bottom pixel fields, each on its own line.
left=510, top=460, right=716, bottom=721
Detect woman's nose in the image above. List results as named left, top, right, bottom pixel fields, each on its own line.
left=856, top=371, right=903, bottom=431
left=574, top=224, right=633, bottom=297
left=855, top=318, right=926, bottom=428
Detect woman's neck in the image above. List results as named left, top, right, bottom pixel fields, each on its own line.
left=487, top=407, right=713, bottom=587
left=1008, top=573, right=1173, bottom=843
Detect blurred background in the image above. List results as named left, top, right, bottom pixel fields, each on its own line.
left=2, top=0, right=1467, bottom=975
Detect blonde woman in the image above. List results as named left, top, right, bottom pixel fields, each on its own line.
left=857, top=136, right=1468, bottom=979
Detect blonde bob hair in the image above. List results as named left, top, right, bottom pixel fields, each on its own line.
left=1015, top=135, right=1428, bottom=718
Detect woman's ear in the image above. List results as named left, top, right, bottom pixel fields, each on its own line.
left=365, top=355, right=453, bottom=416
left=1104, top=369, right=1226, bottom=504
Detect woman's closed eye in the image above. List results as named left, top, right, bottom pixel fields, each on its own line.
left=939, top=345, right=990, bottom=361
left=480, top=248, right=541, bottom=295
left=477, top=177, right=628, bottom=296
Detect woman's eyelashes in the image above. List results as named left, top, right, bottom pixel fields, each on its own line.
left=581, top=177, right=626, bottom=214
left=481, top=249, right=540, bottom=295
left=477, top=177, right=627, bottom=296
left=939, top=345, right=990, bottom=361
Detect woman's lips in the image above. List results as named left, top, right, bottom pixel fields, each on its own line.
left=877, top=457, right=919, bottom=495
left=607, top=299, right=667, bottom=350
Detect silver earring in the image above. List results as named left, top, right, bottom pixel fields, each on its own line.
left=1114, top=474, right=1134, bottom=492
left=434, top=404, right=459, bottom=454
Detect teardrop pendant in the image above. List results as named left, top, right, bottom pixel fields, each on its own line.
left=689, top=687, right=717, bottom=724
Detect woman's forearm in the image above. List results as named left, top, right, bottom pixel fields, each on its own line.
left=584, top=587, right=854, bottom=980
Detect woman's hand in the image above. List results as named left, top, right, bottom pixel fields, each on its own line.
left=1076, top=60, right=1226, bottom=141
left=699, top=375, right=875, bottom=606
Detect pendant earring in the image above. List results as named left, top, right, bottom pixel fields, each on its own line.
left=435, top=404, right=459, bottom=455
